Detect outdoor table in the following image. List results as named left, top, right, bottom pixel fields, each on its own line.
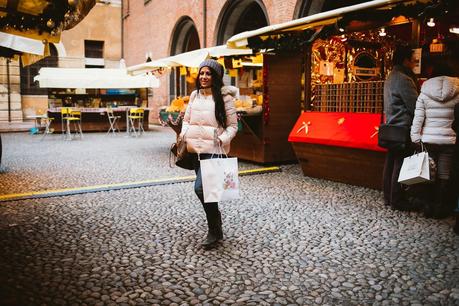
left=26, top=114, right=48, bottom=132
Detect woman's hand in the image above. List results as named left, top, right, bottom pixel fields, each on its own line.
left=412, top=141, right=422, bottom=152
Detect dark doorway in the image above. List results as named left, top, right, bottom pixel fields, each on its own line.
left=216, top=0, right=269, bottom=45
left=169, top=17, right=201, bottom=100
left=20, top=44, right=58, bottom=96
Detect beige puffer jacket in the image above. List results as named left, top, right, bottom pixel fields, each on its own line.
left=411, top=76, right=459, bottom=145
left=181, top=86, right=238, bottom=154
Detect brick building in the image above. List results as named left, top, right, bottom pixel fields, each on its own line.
left=122, top=0, right=369, bottom=123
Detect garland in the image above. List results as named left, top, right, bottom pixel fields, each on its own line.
left=248, top=30, right=314, bottom=52
left=262, top=61, right=270, bottom=125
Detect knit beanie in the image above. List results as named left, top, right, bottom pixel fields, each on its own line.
left=199, top=59, right=224, bottom=79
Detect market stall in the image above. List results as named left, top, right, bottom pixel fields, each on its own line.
left=227, top=0, right=459, bottom=188
left=34, top=67, right=160, bottom=132
left=128, top=45, right=302, bottom=164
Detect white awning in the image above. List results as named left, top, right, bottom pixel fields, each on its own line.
left=226, top=0, right=428, bottom=48
left=127, top=45, right=253, bottom=75
left=34, top=68, right=160, bottom=89
left=0, top=32, right=45, bottom=55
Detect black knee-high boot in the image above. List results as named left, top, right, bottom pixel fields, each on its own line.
left=433, top=179, right=452, bottom=219
left=201, top=203, right=222, bottom=248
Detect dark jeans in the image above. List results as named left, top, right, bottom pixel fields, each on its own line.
left=425, top=144, right=456, bottom=211
left=383, top=147, right=412, bottom=207
left=192, top=153, right=225, bottom=224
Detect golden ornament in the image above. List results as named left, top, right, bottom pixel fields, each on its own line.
left=46, top=19, right=55, bottom=28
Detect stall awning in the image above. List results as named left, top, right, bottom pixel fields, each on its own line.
left=0, top=32, right=44, bottom=55
left=227, top=0, right=432, bottom=48
left=127, top=45, right=253, bottom=75
left=34, top=68, right=160, bottom=89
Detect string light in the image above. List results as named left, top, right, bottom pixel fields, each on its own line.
left=427, top=18, right=435, bottom=27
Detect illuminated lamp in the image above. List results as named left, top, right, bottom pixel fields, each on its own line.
left=427, top=18, right=435, bottom=27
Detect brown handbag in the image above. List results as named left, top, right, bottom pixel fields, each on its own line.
left=170, top=91, right=196, bottom=170
left=170, top=136, right=194, bottom=170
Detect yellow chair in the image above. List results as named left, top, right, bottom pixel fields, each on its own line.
left=61, top=107, right=83, bottom=140
left=128, top=108, right=144, bottom=137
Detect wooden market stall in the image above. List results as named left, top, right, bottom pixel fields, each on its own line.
left=34, top=67, right=159, bottom=132
left=128, top=45, right=302, bottom=164
left=227, top=0, right=459, bottom=189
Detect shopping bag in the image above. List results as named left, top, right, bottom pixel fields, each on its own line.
left=200, top=157, right=240, bottom=203
left=398, top=151, right=430, bottom=185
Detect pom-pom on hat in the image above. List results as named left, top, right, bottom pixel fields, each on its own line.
left=199, top=59, right=224, bottom=79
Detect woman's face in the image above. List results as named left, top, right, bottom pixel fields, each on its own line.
left=199, top=67, right=212, bottom=88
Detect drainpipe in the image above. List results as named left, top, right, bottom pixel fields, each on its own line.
left=6, top=59, right=11, bottom=122
left=203, top=0, right=207, bottom=47
left=121, top=0, right=124, bottom=58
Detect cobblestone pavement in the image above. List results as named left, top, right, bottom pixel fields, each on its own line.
left=0, top=129, right=458, bottom=306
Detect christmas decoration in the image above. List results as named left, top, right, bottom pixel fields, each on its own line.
left=262, top=62, right=270, bottom=125
left=0, top=0, right=95, bottom=41
left=46, top=19, right=55, bottom=28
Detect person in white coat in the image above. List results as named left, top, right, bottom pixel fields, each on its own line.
left=180, top=59, right=238, bottom=249
left=411, top=63, right=459, bottom=218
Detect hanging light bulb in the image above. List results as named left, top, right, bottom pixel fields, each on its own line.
left=450, top=27, right=459, bottom=34
left=427, top=18, right=435, bottom=27
left=340, top=34, right=347, bottom=42
left=379, top=28, right=387, bottom=37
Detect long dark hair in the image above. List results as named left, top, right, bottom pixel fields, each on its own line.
left=195, top=67, right=227, bottom=128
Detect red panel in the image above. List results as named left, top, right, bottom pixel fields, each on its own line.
left=288, top=112, right=386, bottom=152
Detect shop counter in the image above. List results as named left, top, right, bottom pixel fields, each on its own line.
left=47, top=107, right=150, bottom=132
left=288, top=112, right=386, bottom=189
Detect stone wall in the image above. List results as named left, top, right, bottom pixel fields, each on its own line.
left=0, top=58, right=22, bottom=122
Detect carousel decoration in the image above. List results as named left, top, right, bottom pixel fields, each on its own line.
left=0, top=0, right=96, bottom=59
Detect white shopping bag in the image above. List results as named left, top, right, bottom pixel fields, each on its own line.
left=398, top=151, right=430, bottom=185
left=200, top=157, right=240, bottom=203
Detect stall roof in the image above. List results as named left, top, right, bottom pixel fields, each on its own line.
left=226, top=0, right=431, bottom=48
left=34, top=68, right=160, bottom=89
left=127, top=45, right=252, bottom=75
left=0, top=32, right=44, bottom=55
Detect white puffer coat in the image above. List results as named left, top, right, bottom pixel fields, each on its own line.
left=411, top=76, right=459, bottom=145
left=181, top=86, right=238, bottom=154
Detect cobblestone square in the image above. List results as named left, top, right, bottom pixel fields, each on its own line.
left=0, top=128, right=458, bottom=305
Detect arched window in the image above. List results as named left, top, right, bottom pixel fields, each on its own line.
left=215, top=0, right=269, bottom=45
left=169, top=17, right=200, bottom=100
left=20, top=44, right=58, bottom=95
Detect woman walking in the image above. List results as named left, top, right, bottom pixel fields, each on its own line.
left=180, top=59, right=238, bottom=249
